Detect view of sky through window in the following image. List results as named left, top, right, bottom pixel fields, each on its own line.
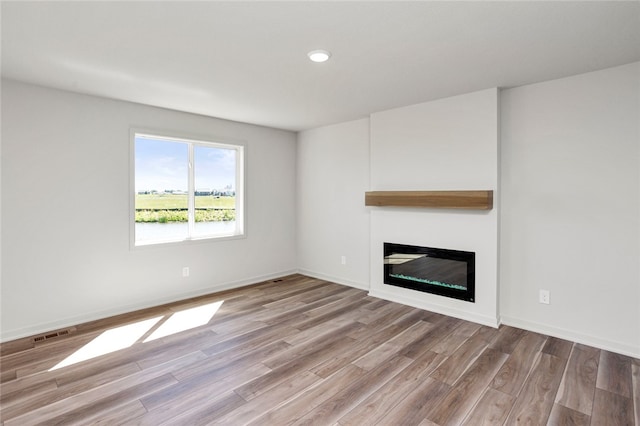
left=194, top=144, right=236, bottom=194
left=135, top=137, right=188, bottom=193
left=135, top=136, right=236, bottom=193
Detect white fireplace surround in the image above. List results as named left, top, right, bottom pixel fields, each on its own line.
left=368, top=88, right=499, bottom=327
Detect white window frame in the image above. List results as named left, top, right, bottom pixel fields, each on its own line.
left=130, top=129, right=246, bottom=248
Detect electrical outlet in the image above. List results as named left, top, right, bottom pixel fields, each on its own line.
left=539, top=289, right=550, bottom=304
left=182, top=267, right=190, bottom=277
left=341, top=256, right=346, bottom=265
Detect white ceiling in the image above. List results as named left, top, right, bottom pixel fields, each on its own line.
left=2, top=1, right=639, bottom=132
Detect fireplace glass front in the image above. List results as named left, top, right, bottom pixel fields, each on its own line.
left=384, top=242, right=475, bottom=302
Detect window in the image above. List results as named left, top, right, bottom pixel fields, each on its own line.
left=132, top=131, right=244, bottom=246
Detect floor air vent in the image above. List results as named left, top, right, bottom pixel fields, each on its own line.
left=33, top=328, right=73, bottom=343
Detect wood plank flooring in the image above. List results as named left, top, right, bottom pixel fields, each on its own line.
left=1, top=274, right=638, bottom=425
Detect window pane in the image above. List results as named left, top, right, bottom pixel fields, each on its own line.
left=193, top=145, right=236, bottom=237
left=135, top=137, right=189, bottom=244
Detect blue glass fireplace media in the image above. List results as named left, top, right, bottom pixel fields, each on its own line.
left=384, top=242, right=475, bottom=303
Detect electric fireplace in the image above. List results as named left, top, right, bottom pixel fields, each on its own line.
left=384, top=242, right=475, bottom=302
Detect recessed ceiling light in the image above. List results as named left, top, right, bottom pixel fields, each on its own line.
left=307, top=50, right=331, bottom=63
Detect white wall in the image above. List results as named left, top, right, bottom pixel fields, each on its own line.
left=1, top=80, right=297, bottom=341
left=500, top=62, right=640, bottom=357
left=369, top=89, right=500, bottom=327
left=296, top=119, right=370, bottom=289
left=3, top=63, right=639, bottom=358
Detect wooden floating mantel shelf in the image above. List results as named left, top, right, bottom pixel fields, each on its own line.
left=365, top=190, right=493, bottom=210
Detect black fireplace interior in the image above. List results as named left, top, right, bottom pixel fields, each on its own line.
left=384, top=242, right=475, bottom=302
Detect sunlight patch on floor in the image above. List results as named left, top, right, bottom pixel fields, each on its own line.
left=47, top=300, right=224, bottom=371
left=49, top=316, right=162, bottom=371
left=144, top=301, right=223, bottom=342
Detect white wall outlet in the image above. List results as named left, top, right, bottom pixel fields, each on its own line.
left=539, top=289, right=550, bottom=304
left=182, top=267, right=190, bottom=277
left=341, top=256, right=346, bottom=265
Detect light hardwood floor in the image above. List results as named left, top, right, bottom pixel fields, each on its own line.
left=1, top=274, right=639, bottom=425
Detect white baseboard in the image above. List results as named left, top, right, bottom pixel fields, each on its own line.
left=500, top=315, right=640, bottom=359
left=296, top=269, right=370, bottom=291
left=369, top=288, right=500, bottom=328
left=0, top=269, right=298, bottom=343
